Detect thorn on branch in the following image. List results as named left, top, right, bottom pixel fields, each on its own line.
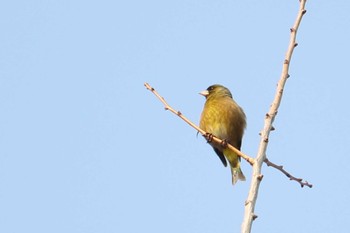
left=286, top=74, right=290, bottom=79
left=292, top=177, right=302, bottom=182
left=290, top=28, right=295, bottom=32
left=263, top=137, right=269, bottom=143
left=294, top=43, right=298, bottom=47
left=252, top=214, right=258, bottom=220
left=271, top=126, right=275, bottom=131
left=177, top=111, right=182, bottom=116
left=284, top=59, right=290, bottom=64
left=302, top=9, right=307, bottom=15
left=257, top=174, right=264, bottom=181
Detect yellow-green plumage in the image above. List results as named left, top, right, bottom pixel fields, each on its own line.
left=199, top=84, right=246, bottom=185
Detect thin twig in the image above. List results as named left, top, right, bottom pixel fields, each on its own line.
left=144, top=82, right=312, bottom=187
left=144, top=82, right=312, bottom=189
left=264, top=158, right=313, bottom=188
left=144, top=82, right=255, bottom=165
left=241, top=1, right=309, bottom=232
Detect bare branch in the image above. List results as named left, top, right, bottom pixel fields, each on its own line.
left=144, top=81, right=313, bottom=192
left=144, top=82, right=255, bottom=165
left=264, top=158, right=313, bottom=188
left=241, top=1, right=309, bottom=232
left=144, top=82, right=312, bottom=187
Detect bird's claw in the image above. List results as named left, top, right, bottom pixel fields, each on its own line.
left=205, top=133, right=214, bottom=143
left=220, top=139, right=228, bottom=148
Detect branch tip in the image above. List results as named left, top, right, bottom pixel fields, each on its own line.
left=144, top=82, right=151, bottom=90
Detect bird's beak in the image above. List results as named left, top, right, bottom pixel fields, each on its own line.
left=199, top=90, right=209, bottom=97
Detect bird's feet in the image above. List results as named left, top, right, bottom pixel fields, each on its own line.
left=220, top=139, right=228, bottom=148
left=205, top=133, right=214, bottom=143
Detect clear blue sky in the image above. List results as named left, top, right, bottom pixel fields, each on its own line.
left=1, top=1, right=349, bottom=232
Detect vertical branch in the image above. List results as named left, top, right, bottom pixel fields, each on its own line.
left=241, top=1, right=307, bottom=232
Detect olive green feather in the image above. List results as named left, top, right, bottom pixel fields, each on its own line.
left=199, top=84, right=246, bottom=185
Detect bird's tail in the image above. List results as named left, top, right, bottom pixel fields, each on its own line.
left=224, top=148, right=246, bottom=185
left=230, top=165, right=246, bottom=185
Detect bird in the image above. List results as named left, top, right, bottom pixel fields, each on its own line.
left=199, top=84, right=246, bottom=185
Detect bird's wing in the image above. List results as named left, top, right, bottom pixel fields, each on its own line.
left=213, top=147, right=227, bottom=167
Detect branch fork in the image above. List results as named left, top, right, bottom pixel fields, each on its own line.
left=242, top=1, right=309, bottom=232
left=144, top=82, right=310, bottom=189
left=144, top=1, right=310, bottom=232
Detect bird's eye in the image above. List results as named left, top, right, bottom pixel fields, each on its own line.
left=207, top=86, right=214, bottom=91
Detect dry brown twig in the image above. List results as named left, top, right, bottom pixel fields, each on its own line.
left=144, top=82, right=311, bottom=188
left=264, top=158, right=312, bottom=188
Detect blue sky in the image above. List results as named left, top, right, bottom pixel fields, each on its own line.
left=1, top=1, right=350, bottom=232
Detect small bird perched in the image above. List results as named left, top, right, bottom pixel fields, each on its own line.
left=199, top=84, right=246, bottom=185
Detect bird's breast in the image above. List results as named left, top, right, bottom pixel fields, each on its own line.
left=199, top=98, right=245, bottom=145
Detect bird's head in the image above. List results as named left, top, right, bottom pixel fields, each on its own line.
left=199, top=84, right=233, bottom=100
